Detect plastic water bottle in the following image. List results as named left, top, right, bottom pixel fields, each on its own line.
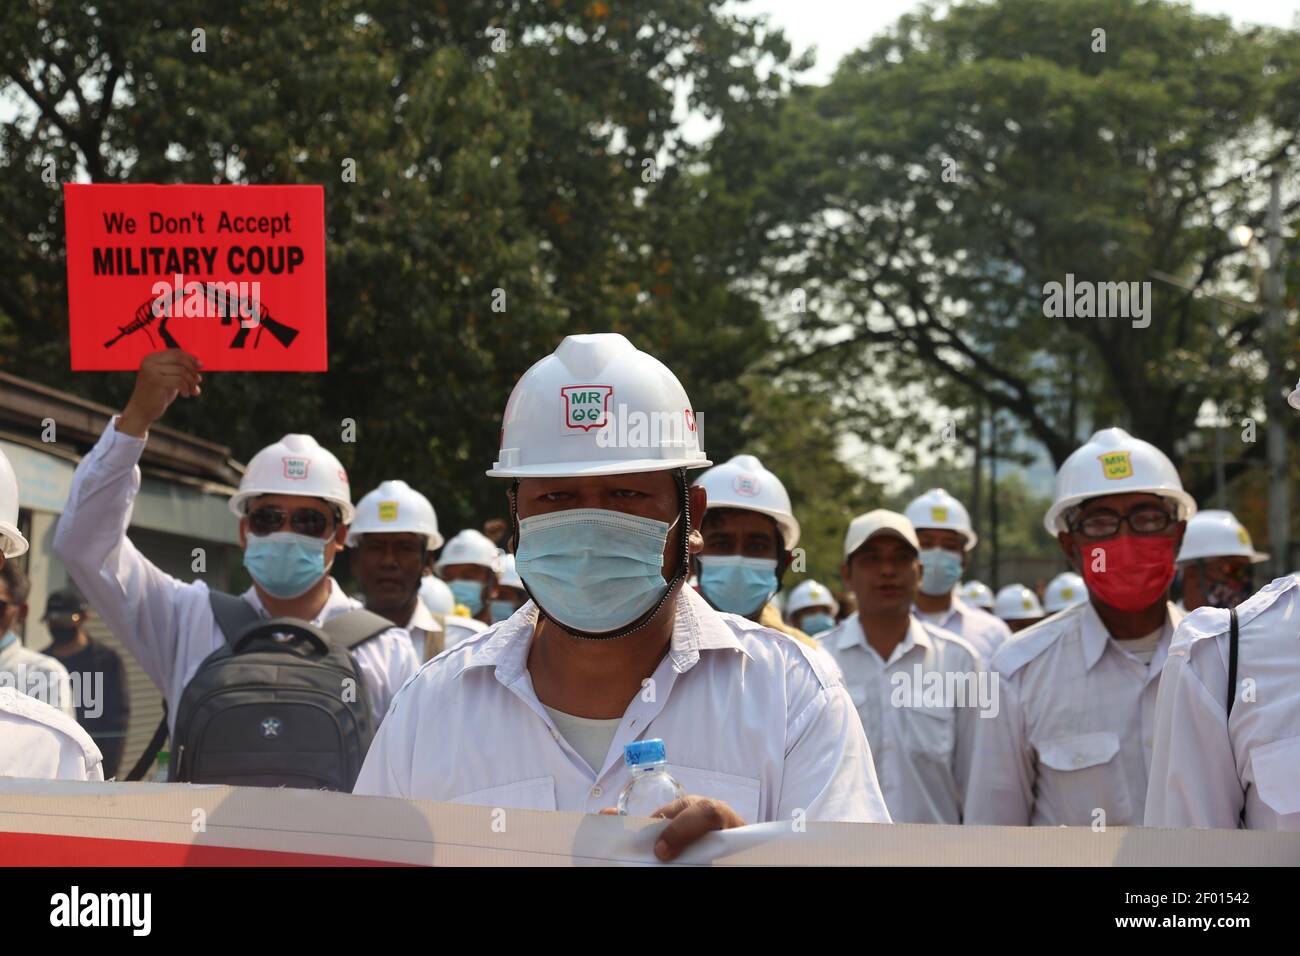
left=616, top=739, right=684, bottom=816
left=151, top=749, right=170, bottom=782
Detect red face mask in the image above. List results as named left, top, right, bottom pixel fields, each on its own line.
left=1078, top=535, right=1177, bottom=612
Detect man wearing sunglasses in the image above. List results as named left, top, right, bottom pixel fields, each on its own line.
left=966, top=427, right=1193, bottom=827
left=0, top=447, right=103, bottom=781
left=1172, top=510, right=1269, bottom=613
left=53, top=350, right=420, bottom=751
left=355, top=334, right=890, bottom=860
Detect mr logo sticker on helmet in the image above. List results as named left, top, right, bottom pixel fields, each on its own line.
left=561, top=385, right=614, bottom=432
left=1099, top=451, right=1133, bottom=480
left=930, top=506, right=949, bottom=522
left=282, top=457, right=310, bottom=480
left=733, top=475, right=761, bottom=497
left=378, top=501, right=398, bottom=522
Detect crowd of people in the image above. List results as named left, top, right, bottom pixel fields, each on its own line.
left=2, top=331, right=1297, bottom=859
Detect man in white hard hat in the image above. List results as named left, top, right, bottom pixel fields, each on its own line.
left=966, top=427, right=1192, bottom=827
left=0, top=447, right=103, bottom=781
left=993, top=583, right=1046, bottom=634
left=1042, top=571, right=1086, bottom=616
left=356, top=333, right=890, bottom=856
left=691, top=454, right=822, bottom=647
left=1145, top=395, right=1300, bottom=830
left=819, top=510, right=984, bottom=823
left=349, top=480, right=445, bottom=663
left=904, top=489, right=1011, bottom=662
left=785, top=580, right=839, bottom=637
left=53, top=351, right=420, bottom=746
left=958, top=580, right=994, bottom=612
left=435, top=529, right=499, bottom=626
left=1171, top=510, right=1268, bottom=613
left=491, top=554, right=528, bottom=624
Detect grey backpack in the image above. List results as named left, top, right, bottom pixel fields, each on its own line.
left=165, top=591, right=391, bottom=791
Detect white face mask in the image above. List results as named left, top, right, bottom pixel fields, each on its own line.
left=514, top=508, right=678, bottom=635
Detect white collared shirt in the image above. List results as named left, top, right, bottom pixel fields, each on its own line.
left=443, top=613, right=489, bottom=649
left=1146, top=576, right=1300, bottom=830
left=820, top=614, right=983, bottom=823
left=965, top=599, right=1183, bottom=827
left=0, top=637, right=76, bottom=718
left=355, top=586, right=891, bottom=824
left=402, top=600, right=443, bottom=662
left=912, top=594, right=1012, bottom=663
left=0, top=685, right=103, bottom=780
left=52, top=418, right=421, bottom=736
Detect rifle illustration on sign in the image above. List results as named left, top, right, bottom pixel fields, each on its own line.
left=104, top=283, right=299, bottom=351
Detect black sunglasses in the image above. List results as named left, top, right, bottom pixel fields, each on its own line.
left=248, top=505, right=337, bottom=538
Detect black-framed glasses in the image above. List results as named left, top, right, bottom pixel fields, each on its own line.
left=248, top=505, right=335, bottom=538
left=1071, top=506, right=1175, bottom=539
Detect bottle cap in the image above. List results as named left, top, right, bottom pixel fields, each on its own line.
left=623, top=738, right=666, bottom=768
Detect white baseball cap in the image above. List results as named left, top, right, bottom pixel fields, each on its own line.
left=843, top=509, right=920, bottom=560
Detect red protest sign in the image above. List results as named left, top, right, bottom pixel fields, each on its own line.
left=63, top=184, right=328, bottom=371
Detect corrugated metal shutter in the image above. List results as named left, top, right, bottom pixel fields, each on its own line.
left=82, top=611, right=161, bottom=777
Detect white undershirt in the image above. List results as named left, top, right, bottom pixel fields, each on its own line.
left=1113, top=626, right=1164, bottom=666
left=543, top=705, right=622, bottom=775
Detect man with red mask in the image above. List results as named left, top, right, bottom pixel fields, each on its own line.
left=965, top=428, right=1193, bottom=826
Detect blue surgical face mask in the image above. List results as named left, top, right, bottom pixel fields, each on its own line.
left=918, top=548, right=964, bottom=597
left=697, top=554, right=778, bottom=618
left=489, top=598, right=518, bottom=623
left=449, top=579, right=486, bottom=616
left=515, top=507, right=677, bottom=635
left=244, top=531, right=329, bottom=599
left=799, top=611, right=837, bottom=636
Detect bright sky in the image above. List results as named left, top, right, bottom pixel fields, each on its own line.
left=743, top=0, right=1299, bottom=84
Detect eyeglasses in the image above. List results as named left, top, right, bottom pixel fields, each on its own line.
left=1071, top=506, right=1175, bottom=539
left=248, top=505, right=336, bottom=538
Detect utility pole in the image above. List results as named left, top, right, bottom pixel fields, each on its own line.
left=1264, top=172, right=1290, bottom=578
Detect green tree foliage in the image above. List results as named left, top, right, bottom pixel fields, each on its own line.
left=723, top=0, right=1300, bottom=503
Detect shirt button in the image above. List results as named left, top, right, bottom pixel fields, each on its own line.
left=591, top=785, right=603, bottom=798
left=630, top=718, right=639, bottom=727
left=1074, top=756, right=1085, bottom=767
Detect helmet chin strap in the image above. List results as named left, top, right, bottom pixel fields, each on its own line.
left=509, top=470, right=693, bottom=641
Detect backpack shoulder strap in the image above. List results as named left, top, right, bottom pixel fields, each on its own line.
left=208, top=590, right=263, bottom=645
left=1227, top=606, right=1240, bottom=718
left=322, top=608, right=394, bottom=651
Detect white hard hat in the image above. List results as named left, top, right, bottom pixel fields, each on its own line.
left=843, top=510, right=920, bottom=560
left=419, top=575, right=456, bottom=615
left=347, top=480, right=444, bottom=550
left=435, top=529, right=501, bottom=573
left=497, top=553, right=525, bottom=590
left=486, top=333, right=711, bottom=478
left=1175, top=509, right=1269, bottom=564
left=0, top=448, right=29, bottom=559
left=1289, top=378, right=1300, bottom=410
left=786, top=579, right=839, bottom=617
left=1042, top=572, right=1086, bottom=614
left=1043, top=428, right=1196, bottom=535
left=229, top=434, right=355, bottom=523
left=958, top=580, right=994, bottom=610
left=994, top=583, right=1045, bottom=621
left=694, top=454, right=800, bottom=550
left=903, top=488, right=977, bottom=550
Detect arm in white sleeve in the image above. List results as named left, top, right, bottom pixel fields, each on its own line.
left=776, top=684, right=892, bottom=824
left=52, top=419, right=192, bottom=698
left=952, top=657, right=984, bottom=821
left=964, top=672, right=1035, bottom=825
left=1144, top=643, right=1242, bottom=829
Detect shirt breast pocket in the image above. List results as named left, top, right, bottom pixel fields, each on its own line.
left=668, top=764, right=763, bottom=824
left=448, top=775, right=557, bottom=811
left=1251, top=735, right=1300, bottom=825
left=1035, top=731, right=1133, bottom=824
left=905, top=705, right=955, bottom=761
